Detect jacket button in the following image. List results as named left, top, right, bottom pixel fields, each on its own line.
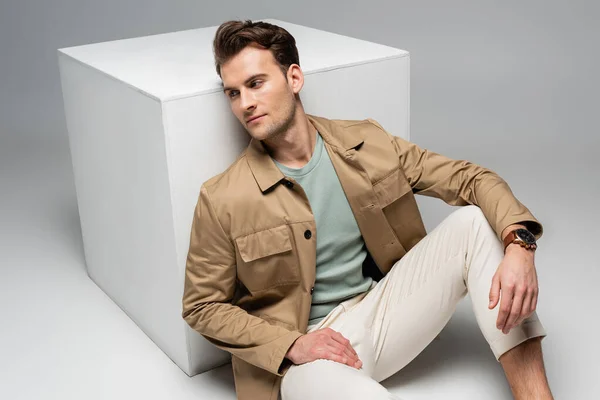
left=304, top=230, right=312, bottom=239
left=310, top=287, right=314, bottom=294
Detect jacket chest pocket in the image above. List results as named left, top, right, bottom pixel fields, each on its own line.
left=234, top=224, right=300, bottom=292
left=373, top=167, right=412, bottom=208
left=374, top=167, right=425, bottom=250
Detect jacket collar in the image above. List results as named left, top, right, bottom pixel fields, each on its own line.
left=246, top=114, right=365, bottom=193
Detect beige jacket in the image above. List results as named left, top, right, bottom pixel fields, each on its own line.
left=181, top=115, right=543, bottom=400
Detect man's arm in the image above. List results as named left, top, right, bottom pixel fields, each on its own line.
left=368, top=119, right=543, bottom=242
left=368, top=119, right=544, bottom=335
left=181, top=185, right=303, bottom=375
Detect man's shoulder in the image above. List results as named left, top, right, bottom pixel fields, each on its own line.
left=309, top=115, right=392, bottom=149
left=311, top=114, right=382, bottom=129
left=312, top=114, right=392, bottom=139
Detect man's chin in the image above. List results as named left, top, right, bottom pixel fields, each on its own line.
left=245, top=127, right=268, bottom=141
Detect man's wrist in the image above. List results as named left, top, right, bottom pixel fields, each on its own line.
left=502, top=223, right=538, bottom=254
left=505, top=242, right=534, bottom=254
left=284, top=335, right=301, bottom=361
left=277, top=333, right=303, bottom=374
left=501, top=223, right=528, bottom=241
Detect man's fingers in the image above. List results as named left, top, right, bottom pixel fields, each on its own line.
left=515, top=289, right=533, bottom=327
left=324, top=351, right=350, bottom=366
left=326, top=344, right=361, bottom=368
left=489, top=272, right=501, bottom=309
left=327, top=341, right=359, bottom=366
left=496, top=288, right=514, bottom=332
left=330, top=330, right=358, bottom=356
left=330, top=330, right=354, bottom=349
left=531, top=288, right=539, bottom=314
left=323, top=329, right=361, bottom=368
left=504, top=288, right=525, bottom=333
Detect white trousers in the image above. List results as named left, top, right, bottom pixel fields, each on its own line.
left=280, top=205, right=547, bottom=400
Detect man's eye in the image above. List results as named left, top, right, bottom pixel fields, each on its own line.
left=228, top=91, right=238, bottom=98
left=251, top=80, right=263, bottom=88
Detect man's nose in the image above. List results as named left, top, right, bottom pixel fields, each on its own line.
left=239, top=89, right=256, bottom=111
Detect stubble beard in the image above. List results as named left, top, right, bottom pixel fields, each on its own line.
left=257, top=94, right=297, bottom=142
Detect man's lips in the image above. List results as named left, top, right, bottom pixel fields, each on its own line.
left=246, top=114, right=265, bottom=124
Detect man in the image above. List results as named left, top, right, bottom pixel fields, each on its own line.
left=182, top=20, right=553, bottom=400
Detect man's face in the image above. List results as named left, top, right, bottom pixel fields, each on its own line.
left=220, top=45, right=297, bottom=141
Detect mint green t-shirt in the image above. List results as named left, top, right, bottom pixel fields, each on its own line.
left=273, top=132, right=373, bottom=325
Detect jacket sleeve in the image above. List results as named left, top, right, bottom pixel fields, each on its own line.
left=181, top=185, right=303, bottom=375
left=367, top=119, right=543, bottom=241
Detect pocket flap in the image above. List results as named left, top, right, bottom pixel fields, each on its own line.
left=235, top=225, right=292, bottom=263
left=374, top=168, right=412, bottom=208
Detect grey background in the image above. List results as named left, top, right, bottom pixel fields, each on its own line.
left=1, top=1, right=598, bottom=399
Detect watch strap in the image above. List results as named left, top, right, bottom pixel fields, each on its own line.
left=503, top=230, right=537, bottom=252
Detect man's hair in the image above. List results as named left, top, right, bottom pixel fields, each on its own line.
left=213, top=20, right=300, bottom=78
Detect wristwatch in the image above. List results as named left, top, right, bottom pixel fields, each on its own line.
left=503, top=228, right=537, bottom=252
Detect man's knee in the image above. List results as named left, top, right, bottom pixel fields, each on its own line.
left=281, top=359, right=392, bottom=400
left=458, top=204, right=486, bottom=221
left=454, top=205, right=495, bottom=234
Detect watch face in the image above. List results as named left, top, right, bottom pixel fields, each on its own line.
left=516, top=228, right=536, bottom=244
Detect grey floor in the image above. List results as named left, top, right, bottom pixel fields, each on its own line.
left=1, top=130, right=598, bottom=400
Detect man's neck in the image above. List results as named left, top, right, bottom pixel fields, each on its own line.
left=263, top=111, right=317, bottom=169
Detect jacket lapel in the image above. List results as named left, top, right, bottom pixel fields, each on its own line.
left=313, top=115, right=408, bottom=271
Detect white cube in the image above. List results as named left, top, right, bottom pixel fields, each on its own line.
left=58, top=19, right=410, bottom=376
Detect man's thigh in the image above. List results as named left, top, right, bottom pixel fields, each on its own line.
left=280, top=358, right=401, bottom=400
left=339, top=206, right=489, bottom=381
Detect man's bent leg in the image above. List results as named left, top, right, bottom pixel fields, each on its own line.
left=281, top=205, right=549, bottom=398
left=337, top=205, right=547, bottom=383
left=459, top=207, right=547, bottom=362
left=280, top=358, right=402, bottom=400
left=462, top=206, right=551, bottom=397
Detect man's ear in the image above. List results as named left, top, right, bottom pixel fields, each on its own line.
left=287, top=64, right=304, bottom=95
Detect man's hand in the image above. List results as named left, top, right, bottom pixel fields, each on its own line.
left=489, top=244, right=539, bottom=334
left=285, top=327, right=363, bottom=369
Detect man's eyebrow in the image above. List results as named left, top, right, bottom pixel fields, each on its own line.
left=222, top=74, right=268, bottom=92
